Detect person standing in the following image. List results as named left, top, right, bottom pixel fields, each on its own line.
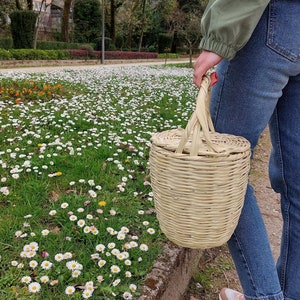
left=193, top=1, right=300, bottom=300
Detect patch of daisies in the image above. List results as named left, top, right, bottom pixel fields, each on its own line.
left=0, top=65, right=196, bottom=298
left=11, top=187, right=154, bottom=299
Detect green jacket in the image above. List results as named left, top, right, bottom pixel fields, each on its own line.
left=199, top=0, right=270, bottom=60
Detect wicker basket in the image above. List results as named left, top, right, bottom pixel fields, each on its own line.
left=149, top=75, right=251, bottom=249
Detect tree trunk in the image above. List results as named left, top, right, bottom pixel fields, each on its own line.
left=110, top=0, right=115, bottom=44
left=15, top=0, right=22, bottom=10
left=27, top=0, right=33, bottom=10
left=126, top=0, right=139, bottom=50
left=138, top=0, right=146, bottom=52
left=33, top=0, right=46, bottom=49
left=110, top=0, right=122, bottom=46
left=61, top=0, right=73, bottom=42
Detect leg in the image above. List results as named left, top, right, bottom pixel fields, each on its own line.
left=269, top=74, right=300, bottom=300
left=209, top=1, right=300, bottom=298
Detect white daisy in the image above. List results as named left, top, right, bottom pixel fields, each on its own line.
left=21, top=276, right=32, bottom=284
left=65, top=285, right=75, bottom=295
left=110, top=265, right=121, bottom=274
left=28, top=282, right=41, bottom=293
left=41, top=260, right=53, bottom=270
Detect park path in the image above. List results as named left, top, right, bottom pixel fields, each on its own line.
left=0, top=58, right=192, bottom=74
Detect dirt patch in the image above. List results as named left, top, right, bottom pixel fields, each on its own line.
left=186, top=128, right=282, bottom=299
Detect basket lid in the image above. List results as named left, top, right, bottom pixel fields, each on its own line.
left=151, top=128, right=250, bottom=157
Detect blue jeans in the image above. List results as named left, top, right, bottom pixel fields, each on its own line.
left=210, top=1, right=300, bottom=299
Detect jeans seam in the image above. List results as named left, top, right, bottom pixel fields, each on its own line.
left=232, top=232, right=258, bottom=295
left=271, top=109, right=290, bottom=293
left=281, top=202, right=290, bottom=296
left=272, top=108, right=289, bottom=199
left=234, top=232, right=284, bottom=299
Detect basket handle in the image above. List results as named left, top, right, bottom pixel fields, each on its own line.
left=175, top=75, right=223, bottom=156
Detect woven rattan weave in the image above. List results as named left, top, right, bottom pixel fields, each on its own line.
left=149, top=75, right=251, bottom=249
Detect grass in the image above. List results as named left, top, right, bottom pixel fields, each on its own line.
left=0, top=65, right=197, bottom=299
left=186, top=246, right=237, bottom=299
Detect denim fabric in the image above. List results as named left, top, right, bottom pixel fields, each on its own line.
left=209, top=1, right=300, bottom=299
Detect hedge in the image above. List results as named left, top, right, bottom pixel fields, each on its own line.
left=99, top=51, right=158, bottom=60
left=0, top=49, right=13, bottom=60
left=0, top=38, right=94, bottom=50
left=0, top=49, right=70, bottom=60
left=0, top=49, right=159, bottom=61
left=10, top=10, right=38, bottom=49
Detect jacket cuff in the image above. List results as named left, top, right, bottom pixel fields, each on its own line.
left=199, top=37, right=237, bottom=60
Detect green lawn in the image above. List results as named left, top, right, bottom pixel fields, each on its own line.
left=0, top=65, right=196, bottom=299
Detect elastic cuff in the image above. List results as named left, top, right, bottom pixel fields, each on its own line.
left=199, top=38, right=237, bottom=60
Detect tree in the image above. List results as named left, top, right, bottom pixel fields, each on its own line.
left=0, top=0, right=16, bottom=34
left=173, top=0, right=208, bottom=62
left=73, top=0, right=102, bottom=43
left=116, top=0, right=152, bottom=51
left=33, top=0, right=52, bottom=49
left=137, top=0, right=147, bottom=51
left=61, top=0, right=73, bottom=42
left=109, top=0, right=123, bottom=46
left=176, top=11, right=201, bottom=64
left=26, top=0, right=33, bottom=10
left=149, top=0, right=178, bottom=52
left=15, top=0, right=33, bottom=10
left=170, top=0, right=208, bottom=53
left=10, top=10, right=38, bottom=48
left=116, top=0, right=140, bottom=50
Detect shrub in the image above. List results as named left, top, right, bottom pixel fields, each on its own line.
left=0, top=49, right=12, bottom=60
left=0, top=37, right=13, bottom=50
left=158, top=53, right=180, bottom=59
left=9, top=49, right=29, bottom=60
left=0, top=48, right=156, bottom=61
left=68, top=50, right=158, bottom=60
left=148, top=45, right=157, bottom=53
left=4, top=49, right=70, bottom=60
left=93, top=51, right=158, bottom=60
left=73, top=0, right=101, bottom=43
left=158, top=33, right=173, bottom=53
left=80, top=44, right=95, bottom=57
left=94, top=37, right=111, bottom=51
left=56, top=50, right=70, bottom=59
left=68, top=49, right=90, bottom=59
left=9, top=49, right=43, bottom=60
left=36, top=40, right=83, bottom=50
left=10, top=10, right=38, bottom=49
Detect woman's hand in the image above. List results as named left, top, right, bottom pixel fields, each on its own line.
left=193, top=50, right=223, bottom=88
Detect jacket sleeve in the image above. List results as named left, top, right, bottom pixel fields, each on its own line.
left=199, top=0, right=270, bottom=60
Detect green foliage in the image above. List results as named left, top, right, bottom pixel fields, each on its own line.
left=0, top=66, right=195, bottom=298
left=79, top=44, right=95, bottom=57
left=0, top=0, right=17, bottom=15
left=0, top=39, right=86, bottom=51
left=0, top=37, right=13, bottom=49
left=157, top=53, right=180, bottom=59
left=36, top=40, right=83, bottom=50
left=94, top=37, right=111, bottom=51
left=2, top=49, right=70, bottom=60
left=2, top=1, right=209, bottom=56
left=0, top=48, right=12, bottom=59
left=148, top=45, right=157, bottom=52
left=0, top=0, right=16, bottom=32
left=158, top=33, right=173, bottom=53
left=9, top=10, right=38, bottom=49
left=73, top=0, right=102, bottom=44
